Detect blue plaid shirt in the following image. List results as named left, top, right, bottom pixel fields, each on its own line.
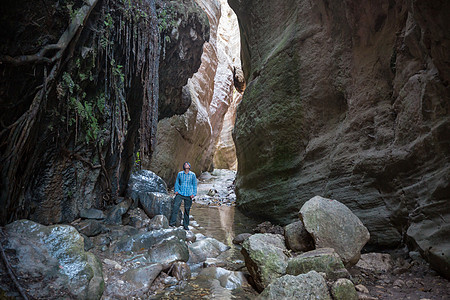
left=174, top=171, right=197, bottom=197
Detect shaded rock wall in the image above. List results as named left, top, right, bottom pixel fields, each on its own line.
left=229, top=0, right=449, bottom=277
left=0, top=0, right=208, bottom=225
left=149, top=0, right=242, bottom=185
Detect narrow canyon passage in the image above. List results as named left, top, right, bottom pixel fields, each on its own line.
left=0, top=0, right=449, bottom=299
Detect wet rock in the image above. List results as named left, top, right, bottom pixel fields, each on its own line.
left=116, top=263, right=162, bottom=296
left=148, top=214, right=170, bottom=230
left=233, top=233, right=252, bottom=245
left=284, top=220, right=314, bottom=252
left=197, top=267, right=248, bottom=290
left=171, top=261, right=191, bottom=281
left=148, top=237, right=189, bottom=265
left=258, top=271, right=331, bottom=300
left=356, top=253, right=393, bottom=273
left=75, top=219, right=107, bottom=237
left=3, top=220, right=104, bottom=300
left=103, top=258, right=122, bottom=270
left=286, top=248, right=350, bottom=280
left=81, top=233, right=94, bottom=251
left=128, top=170, right=168, bottom=197
left=80, top=208, right=106, bottom=220
left=253, top=221, right=284, bottom=235
left=203, top=257, right=227, bottom=268
left=188, top=237, right=230, bottom=264
left=139, top=192, right=175, bottom=221
left=114, top=227, right=186, bottom=253
left=241, top=233, right=289, bottom=292
left=127, top=207, right=152, bottom=229
left=185, top=230, right=196, bottom=243
left=105, top=200, right=131, bottom=225
left=300, top=196, right=370, bottom=266
left=331, top=278, right=358, bottom=300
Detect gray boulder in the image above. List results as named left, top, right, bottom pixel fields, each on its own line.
left=139, top=192, right=178, bottom=221
left=286, top=248, right=350, bottom=280
left=80, top=208, right=106, bottom=220
left=3, top=220, right=104, bottom=300
left=114, top=227, right=186, bottom=253
left=127, top=170, right=168, bottom=208
left=258, top=271, right=331, bottom=300
left=356, top=253, right=392, bottom=273
left=148, top=237, right=189, bottom=265
left=188, top=237, right=230, bottom=264
left=171, top=261, right=191, bottom=281
left=105, top=200, right=131, bottom=225
left=284, top=220, right=314, bottom=252
left=300, top=196, right=370, bottom=265
left=331, top=278, right=358, bottom=300
left=232, top=233, right=252, bottom=245
left=197, top=267, right=248, bottom=290
left=75, top=219, right=107, bottom=237
left=148, top=214, right=170, bottom=230
left=241, top=233, right=289, bottom=292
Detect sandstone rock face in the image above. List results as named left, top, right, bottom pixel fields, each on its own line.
left=257, top=271, right=331, bottom=300
left=229, top=0, right=450, bottom=277
left=241, top=233, right=288, bottom=292
left=149, top=0, right=242, bottom=185
left=1, top=220, right=104, bottom=299
left=286, top=248, right=350, bottom=280
left=300, top=196, right=370, bottom=266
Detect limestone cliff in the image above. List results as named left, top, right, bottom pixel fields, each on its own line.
left=149, top=0, right=242, bottom=185
left=229, top=0, right=450, bottom=278
left=0, top=0, right=208, bottom=225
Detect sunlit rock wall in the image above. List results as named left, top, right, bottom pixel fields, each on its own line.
left=229, top=0, right=450, bottom=278
left=150, top=0, right=242, bottom=184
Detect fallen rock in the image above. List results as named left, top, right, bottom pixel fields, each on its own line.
left=3, top=220, right=104, bottom=300
left=197, top=267, right=248, bottom=290
left=117, top=263, right=162, bottom=296
left=81, top=233, right=94, bottom=251
left=284, top=220, right=314, bottom=252
left=171, top=261, right=191, bottom=281
left=127, top=207, right=152, bottom=229
left=257, top=271, right=331, bottom=300
left=233, top=233, right=252, bottom=245
left=80, top=208, right=106, bottom=220
left=253, top=221, right=284, bottom=235
left=356, top=253, right=392, bottom=273
left=331, top=278, right=358, bottom=300
left=103, top=258, right=122, bottom=270
left=75, top=219, right=107, bottom=237
left=203, top=257, right=227, bottom=268
left=241, top=233, right=289, bottom=292
left=128, top=170, right=168, bottom=195
left=185, top=230, right=196, bottom=243
left=355, top=284, right=369, bottom=294
left=188, top=237, right=230, bottom=264
left=286, top=248, right=350, bottom=280
left=114, top=227, right=186, bottom=253
left=148, top=237, right=189, bottom=265
left=300, top=196, right=370, bottom=266
left=148, top=214, right=170, bottom=230
left=139, top=192, right=180, bottom=221
left=105, top=200, right=131, bottom=225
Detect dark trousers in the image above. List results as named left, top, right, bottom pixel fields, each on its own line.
left=169, top=194, right=192, bottom=229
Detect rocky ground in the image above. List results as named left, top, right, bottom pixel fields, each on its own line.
left=1, top=169, right=449, bottom=299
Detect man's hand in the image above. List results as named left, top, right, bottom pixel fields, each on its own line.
left=190, top=195, right=194, bottom=199
left=175, top=192, right=178, bottom=195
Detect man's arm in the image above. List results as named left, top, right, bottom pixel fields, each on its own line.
left=191, top=173, right=197, bottom=198
left=174, top=172, right=180, bottom=194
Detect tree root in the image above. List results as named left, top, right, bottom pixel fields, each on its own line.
left=0, top=229, right=29, bottom=300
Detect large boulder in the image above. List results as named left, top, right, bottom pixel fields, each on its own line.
left=257, top=271, right=331, bottom=300
left=113, top=227, right=186, bottom=253
left=300, top=196, right=370, bottom=265
left=284, top=220, right=314, bottom=252
left=355, top=253, right=393, bottom=273
left=148, top=237, right=189, bottom=265
left=241, top=233, right=289, bottom=292
left=286, top=248, right=350, bottom=280
left=197, top=267, right=248, bottom=290
left=229, top=0, right=450, bottom=277
left=1, top=220, right=104, bottom=300
left=188, top=237, right=230, bottom=264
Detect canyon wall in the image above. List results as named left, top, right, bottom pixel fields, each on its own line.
left=0, top=0, right=208, bottom=225
left=149, top=0, right=242, bottom=185
left=229, top=0, right=449, bottom=278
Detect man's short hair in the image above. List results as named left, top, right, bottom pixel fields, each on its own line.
left=183, top=162, right=191, bottom=170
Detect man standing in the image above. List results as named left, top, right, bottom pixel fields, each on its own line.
left=169, top=162, right=197, bottom=230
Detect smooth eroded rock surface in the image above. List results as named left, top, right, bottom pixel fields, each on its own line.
left=229, top=0, right=450, bottom=277
left=2, top=220, right=104, bottom=300
left=300, top=196, right=370, bottom=265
